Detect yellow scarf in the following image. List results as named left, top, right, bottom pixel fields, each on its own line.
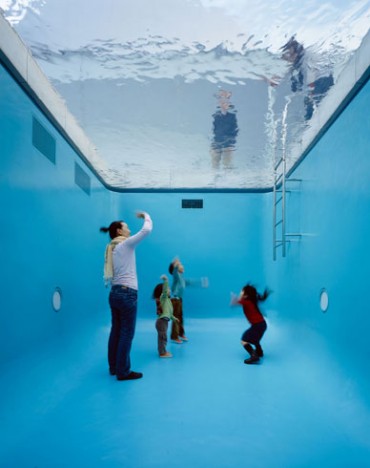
left=103, top=235, right=128, bottom=286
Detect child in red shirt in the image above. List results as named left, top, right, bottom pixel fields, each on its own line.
left=231, top=284, right=270, bottom=364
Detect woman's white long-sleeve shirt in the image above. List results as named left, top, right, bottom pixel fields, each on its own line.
left=112, top=214, right=153, bottom=290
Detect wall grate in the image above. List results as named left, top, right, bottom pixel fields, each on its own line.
left=182, top=199, right=203, bottom=209
left=74, top=162, right=91, bottom=196
left=32, top=117, right=56, bottom=164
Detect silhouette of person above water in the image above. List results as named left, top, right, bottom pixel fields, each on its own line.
left=263, top=37, right=334, bottom=121
left=210, top=90, right=239, bottom=169
left=281, top=37, right=334, bottom=120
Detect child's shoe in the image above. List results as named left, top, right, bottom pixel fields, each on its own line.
left=172, top=338, right=182, bottom=344
left=160, top=352, right=173, bottom=358
left=180, top=335, right=188, bottom=341
left=244, top=354, right=260, bottom=364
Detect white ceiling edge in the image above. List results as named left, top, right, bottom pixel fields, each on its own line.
left=0, top=13, right=108, bottom=178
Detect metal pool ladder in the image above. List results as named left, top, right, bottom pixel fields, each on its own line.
left=273, top=154, right=302, bottom=260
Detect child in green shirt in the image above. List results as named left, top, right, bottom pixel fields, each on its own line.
left=152, top=275, right=178, bottom=358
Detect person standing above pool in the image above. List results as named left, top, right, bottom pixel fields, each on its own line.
left=210, top=89, right=239, bottom=169
left=100, top=211, right=153, bottom=381
left=230, top=283, right=270, bottom=364
left=281, top=37, right=334, bottom=120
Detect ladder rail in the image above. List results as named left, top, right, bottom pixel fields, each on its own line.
left=272, top=96, right=303, bottom=260
left=273, top=173, right=278, bottom=261
left=273, top=97, right=290, bottom=260
left=281, top=152, right=286, bottom=257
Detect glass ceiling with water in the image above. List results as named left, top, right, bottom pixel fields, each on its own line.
left=1, top=0, right=369, bottom=190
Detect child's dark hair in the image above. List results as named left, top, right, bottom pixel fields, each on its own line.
left=168, top=262, right=175, bottom=275
left=152, top=283, right=163, bottom=300
left=100, top=221, right=123, bottom=240
left=242, top=284, right=270, bottom=306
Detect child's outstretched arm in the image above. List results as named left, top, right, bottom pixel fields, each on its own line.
left=160, top=274, right=168, bottom=281
left=230, top=292, right=240, bottom=306
left=160, top=274, right=170, bottom=295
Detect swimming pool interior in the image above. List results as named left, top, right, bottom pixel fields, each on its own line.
left=1, top=3, right=370, bottom=467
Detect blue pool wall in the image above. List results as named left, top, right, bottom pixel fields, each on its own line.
left=0, top=62, right=114, bottom=363
left=111, top=191, right=267, bottom=319
left=1, top=37, right=370, bottom=371
left=263, top=77, right=370, bottom=361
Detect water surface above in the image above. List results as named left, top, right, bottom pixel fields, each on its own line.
left=1, top=0, right=369, bottom=189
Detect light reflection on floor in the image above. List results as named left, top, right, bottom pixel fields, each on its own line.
left=1, top=318, right=370, bottom=467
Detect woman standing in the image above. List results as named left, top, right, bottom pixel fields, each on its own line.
left=100, top=212, right=153, bottom=381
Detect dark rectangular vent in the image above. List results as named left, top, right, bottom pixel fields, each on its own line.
left=74, top=162, right=91, bottom=196
left=182, top=199, right=203, bottom=209
left=32, top=117, right=56, bottom=164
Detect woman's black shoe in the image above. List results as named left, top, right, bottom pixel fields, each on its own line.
left=117, top=371, right=143, bottom=381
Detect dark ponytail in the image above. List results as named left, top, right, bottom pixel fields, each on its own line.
left=100, top=221, right=123, bottom=240
left=257, top=289, right=270, bottom=302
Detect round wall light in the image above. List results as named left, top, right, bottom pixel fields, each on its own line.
left=52, top=287, right=63, bottom=312
left=319, top=288, right=329, bottom=313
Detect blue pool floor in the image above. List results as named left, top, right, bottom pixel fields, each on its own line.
left=1, top=317, right=370, bottom=467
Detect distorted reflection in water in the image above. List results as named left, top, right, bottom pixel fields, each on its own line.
left=1, top=0, right=369, bottom=189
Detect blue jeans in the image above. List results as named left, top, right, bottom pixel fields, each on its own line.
left=108, top=285, right=138, bottom=378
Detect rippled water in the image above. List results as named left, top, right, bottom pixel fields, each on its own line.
left=1, top=0, right=369, bottom=189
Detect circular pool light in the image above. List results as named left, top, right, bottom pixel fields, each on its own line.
left=319, top=288, right=329, bottom=313
left=52, top=287, right=62, bottom=312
